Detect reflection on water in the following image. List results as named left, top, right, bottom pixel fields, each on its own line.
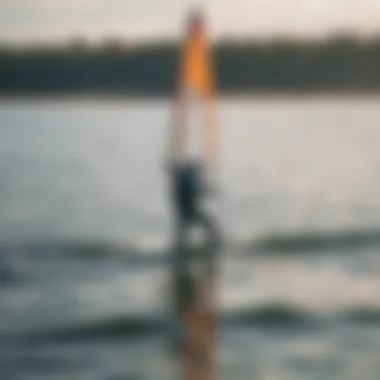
left=0, top=97, right=380, bottom=380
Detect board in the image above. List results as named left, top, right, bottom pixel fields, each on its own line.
left=174, top=249, right=218, bottom=380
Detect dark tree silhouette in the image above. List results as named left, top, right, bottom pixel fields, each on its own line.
left=0, top=35, right=380, bottom=95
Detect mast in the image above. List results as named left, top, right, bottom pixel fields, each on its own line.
left=171, top=7, right=220, bottom=380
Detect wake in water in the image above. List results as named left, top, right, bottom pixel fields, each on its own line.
left=3, top=303, right=379, bottom=346
left=1, top=226, right=380, bottom=268
left=1, top=227, right=380, bottom=380
left=252, top=228, right=380, bottom=254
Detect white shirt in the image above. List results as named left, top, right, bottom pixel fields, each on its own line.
left=178, top=86, right=204, bottom=164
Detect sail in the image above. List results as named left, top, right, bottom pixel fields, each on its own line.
left=179, top=23, right=214, bottom=99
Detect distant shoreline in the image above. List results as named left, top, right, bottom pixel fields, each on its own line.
left=2, top=36, right=380, bottom=100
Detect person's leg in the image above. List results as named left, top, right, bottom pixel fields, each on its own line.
left=195, top=208, right=220, bottom=253
left=170, top=165, right=196, bottom=353
left=171, top=181, right=191, bottom=314
left=170, top=162, right=222, bottom=350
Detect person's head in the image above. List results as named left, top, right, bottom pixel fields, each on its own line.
left=186, top=8, right=206, bottom=37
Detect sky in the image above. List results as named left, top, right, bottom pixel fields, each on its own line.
left=1, top=0, right=380, bottom=44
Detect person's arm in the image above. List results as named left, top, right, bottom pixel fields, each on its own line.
left=167, top=87, right=187, bottom=169
left=167, top=39, right=188, bottom=170
left=201, top=95, right=220, bottom=196
left=203, top=96, right=219, bottom=172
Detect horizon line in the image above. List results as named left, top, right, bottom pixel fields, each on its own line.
left=1, top=29, right=380, bottom=49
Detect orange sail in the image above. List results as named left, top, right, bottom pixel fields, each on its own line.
left=179, top=28, right=214, bottom=98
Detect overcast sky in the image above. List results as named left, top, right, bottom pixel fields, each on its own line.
left=1, top=0, right=380, bottom=43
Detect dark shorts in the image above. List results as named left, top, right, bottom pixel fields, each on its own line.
left=172, top=161, right=203, bottom=221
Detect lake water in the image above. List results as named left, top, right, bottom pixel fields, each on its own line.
left=1, top=97, right=380, bottom=380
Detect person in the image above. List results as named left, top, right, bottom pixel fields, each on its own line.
left=166, top=8, right=221, bottom=350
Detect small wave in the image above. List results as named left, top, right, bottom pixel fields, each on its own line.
left=226, top=304, right=380, bottom=329
left=0, top=241, right=167, bottom=264
left=224, top=304, right=322, bottom=330
left=22, top=305, right=322, bottom=344
left=0, top=252, right=30, bottom=285
left=1, top=227, right=380, bottom=266
left=0, top=267, right=22, bottom=285
left=252, top=228, right=380, bottom=254
left=341, top=307, right=380, bottom=325
left=14, top=304, right=380, bottom=344
left=24, top=314, right=166, bottom=344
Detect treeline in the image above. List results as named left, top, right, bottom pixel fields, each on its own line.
left=1, top=35, right=380, bottom=95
